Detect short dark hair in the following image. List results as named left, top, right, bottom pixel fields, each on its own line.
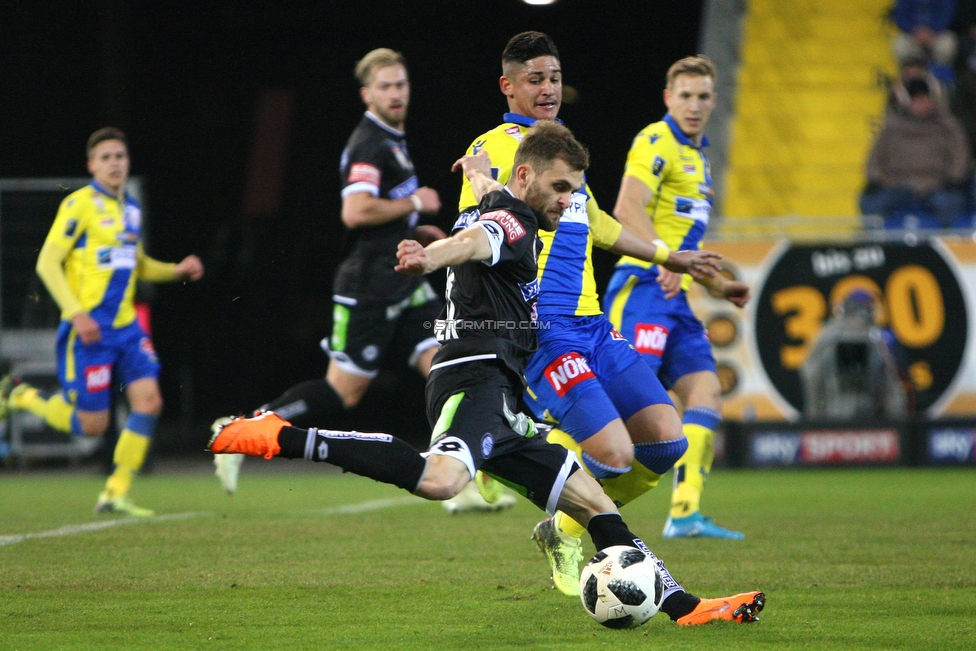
left=87, top=127, right=127, bottom=158
left=513, top=120, right=589, bottom=174
left=502, top=31, right=559, bottom=69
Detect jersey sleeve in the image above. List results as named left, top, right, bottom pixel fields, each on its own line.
left=472, top=191, right=533, bottom=266
left=586, top=188, right=623, bottom=250
left=45, top=194, right=86, bottom=251
left=623, top=126, right=669, bottom=197
left=340, top=139, right=386, bottom=199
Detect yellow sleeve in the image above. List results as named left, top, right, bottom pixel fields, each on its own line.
left=458, top=127, right=521, bottom=211
left=622, top=125, right=668, bottom=196
left=36, top=194, right=87, bottom=318
left=586, top=188, right=623, bottom=250
left=35, top=240, right=83, bottom=319
left=137, top=243, right=179, bottom=282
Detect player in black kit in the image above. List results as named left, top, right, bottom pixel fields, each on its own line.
left=212, top=48, right=446, bottom=495
left=209, top=122, right=766, bottom=626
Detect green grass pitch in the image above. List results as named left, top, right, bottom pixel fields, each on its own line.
left=1, top=462, right=974, bottom=650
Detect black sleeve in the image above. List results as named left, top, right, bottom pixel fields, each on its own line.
left=341, top=138, right=388, bottom=193
left=474, top=192, right=534, bottom=266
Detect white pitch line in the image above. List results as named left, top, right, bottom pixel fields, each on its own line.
left=0, top=511, right=208, bottom=548
left=316, top=495, right=429, bottom=516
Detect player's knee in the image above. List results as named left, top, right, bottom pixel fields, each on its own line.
left=133, top=392, right=163, bottom=416
left=582, top=449, right=633, bottom=479
left=416, top=464, right=470, bottom=501
left=78, top=412, right=110, bottom=437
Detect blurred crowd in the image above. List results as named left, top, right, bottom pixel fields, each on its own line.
left=860, top=0, right=976, bottom=229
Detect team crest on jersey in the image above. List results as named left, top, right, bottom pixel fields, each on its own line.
left=652, top=156, right=665, bottom=177
left=389, top=143, right=413, bottom=171
left=518, top=278, right=540, bottom=303
left=544, top=352, right=595, bottom=397
left=85, top=364, right=112, bottom=392
left=634, top=323, right=669, bottom=356
left=348, top=162, right=381, bottom=186
left=93, top=196, right=106, bottom=212
left=480, top=210, right=525, bottom=242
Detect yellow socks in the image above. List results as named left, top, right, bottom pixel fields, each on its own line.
left=13, top=385, right=80, bottom=435
left=669, top=410, right=719, bottom=519
left=103, top=413, right=156, bottom=500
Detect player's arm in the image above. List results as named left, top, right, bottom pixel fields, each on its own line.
left=341, top=187, right=440, bottom=229
left=697, top=273, right=750, bottom=308
left=607, top=227, right=722, bottom=282
left=452, top=151, right=502, bottom=202
left=35, top=213, right=99, bottom=343
left=613, top=175, right=660, bottom=244
left=395, top=225, right=492, bottom=275
left=137, top=244, right=204, bottom=283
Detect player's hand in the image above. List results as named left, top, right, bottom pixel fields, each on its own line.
left=662, top=249, right=722, bottom=282
left=721, top=279, right=751, bottom=307
left=412, top=187, right=441, bottom=214
left=656, top=267, right=683, bottom=299
left=415, top=224, right=447, bottom=247
left=174, top=255, right=204, bottom=282
left=395, top=239, right=433, bottom=275
left=72, top=312, right=102, bottom=345
left=452, top=151, right=492, bottom=179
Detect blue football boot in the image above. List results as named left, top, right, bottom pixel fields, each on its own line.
left=663, top=512, right=745, bottom=539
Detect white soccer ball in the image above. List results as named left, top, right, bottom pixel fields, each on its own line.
left=579, top=545, right=664, bottom=628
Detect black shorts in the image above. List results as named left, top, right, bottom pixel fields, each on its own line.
left=324, top=282, right=442, bottom=377
left=425, top=360, right=580, bottom=514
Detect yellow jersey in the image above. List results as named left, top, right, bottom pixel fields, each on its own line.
left=460, top=113, right=621, bottom=317
left=616, top=114, right=713, bottom=290
left=43, top=182, right=157, bottom=328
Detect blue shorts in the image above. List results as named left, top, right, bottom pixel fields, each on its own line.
left=57, top=320, right=161, bottom=412
left=524, top=314, right=672, bottom=444
left=604, top=268, right=716, bottom=389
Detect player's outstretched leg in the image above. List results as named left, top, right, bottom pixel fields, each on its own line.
left=676, top=591, right=766, bottom=625
left=531, top=515, right=584, bottom=595
left=210, top=417, right=245, bottom=494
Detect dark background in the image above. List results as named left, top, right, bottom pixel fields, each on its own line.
left=0, top=0, right=703, bottom=451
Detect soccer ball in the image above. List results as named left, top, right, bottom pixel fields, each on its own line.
left=579, top=545, right=664, bottom=628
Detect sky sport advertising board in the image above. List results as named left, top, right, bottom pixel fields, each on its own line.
left=749, top=428, right=902, bottom=467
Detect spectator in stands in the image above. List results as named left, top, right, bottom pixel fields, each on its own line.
left=889, top=56, right=948, bottom=111
left=892, top=0, right=959, bottom=69
left=860, top=78, right=970, bottom=228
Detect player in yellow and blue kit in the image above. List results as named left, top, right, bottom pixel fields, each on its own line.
left=605, top=56, right=750, bottom=540
left=0, top=127, right=204, bottom=516
left=460, top=33, right=727, bottom=601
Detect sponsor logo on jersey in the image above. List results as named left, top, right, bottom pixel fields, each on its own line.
left=85, top=364, right=112, bottom=392
left=634, top=323, right=669, bottom=356
left=649, top=134, right=661, bottom=145
left=683, top=164, right=696, bottom=173
left=347, top=162, right=381, bottom=186
left=64, top=219, right=78, bottom=238
left=453, top=209, right=480, bottom=233
left=652, top=156, right=665, bottom=177
left=609, top=328, right=627, bottom=341
left=518, top=278, right=540, bottom=303
left=124, top=205, right=141, bottom=230
left=101, top=218, right=115, bottom=227
left=505, top=126, right=521, bottom=136
left=480, top=210, right=525, bottom=243
left=544, top=352, right=595, bottom=396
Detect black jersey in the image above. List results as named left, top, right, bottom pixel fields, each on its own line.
left=335, top=112, right=422, bottom=304
left=430, top=189, right=542, bottom=378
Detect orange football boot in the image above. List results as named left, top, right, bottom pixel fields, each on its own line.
left=676, top=591, right=765, bottom=626
left=207, top=411, right=291, bottom=459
